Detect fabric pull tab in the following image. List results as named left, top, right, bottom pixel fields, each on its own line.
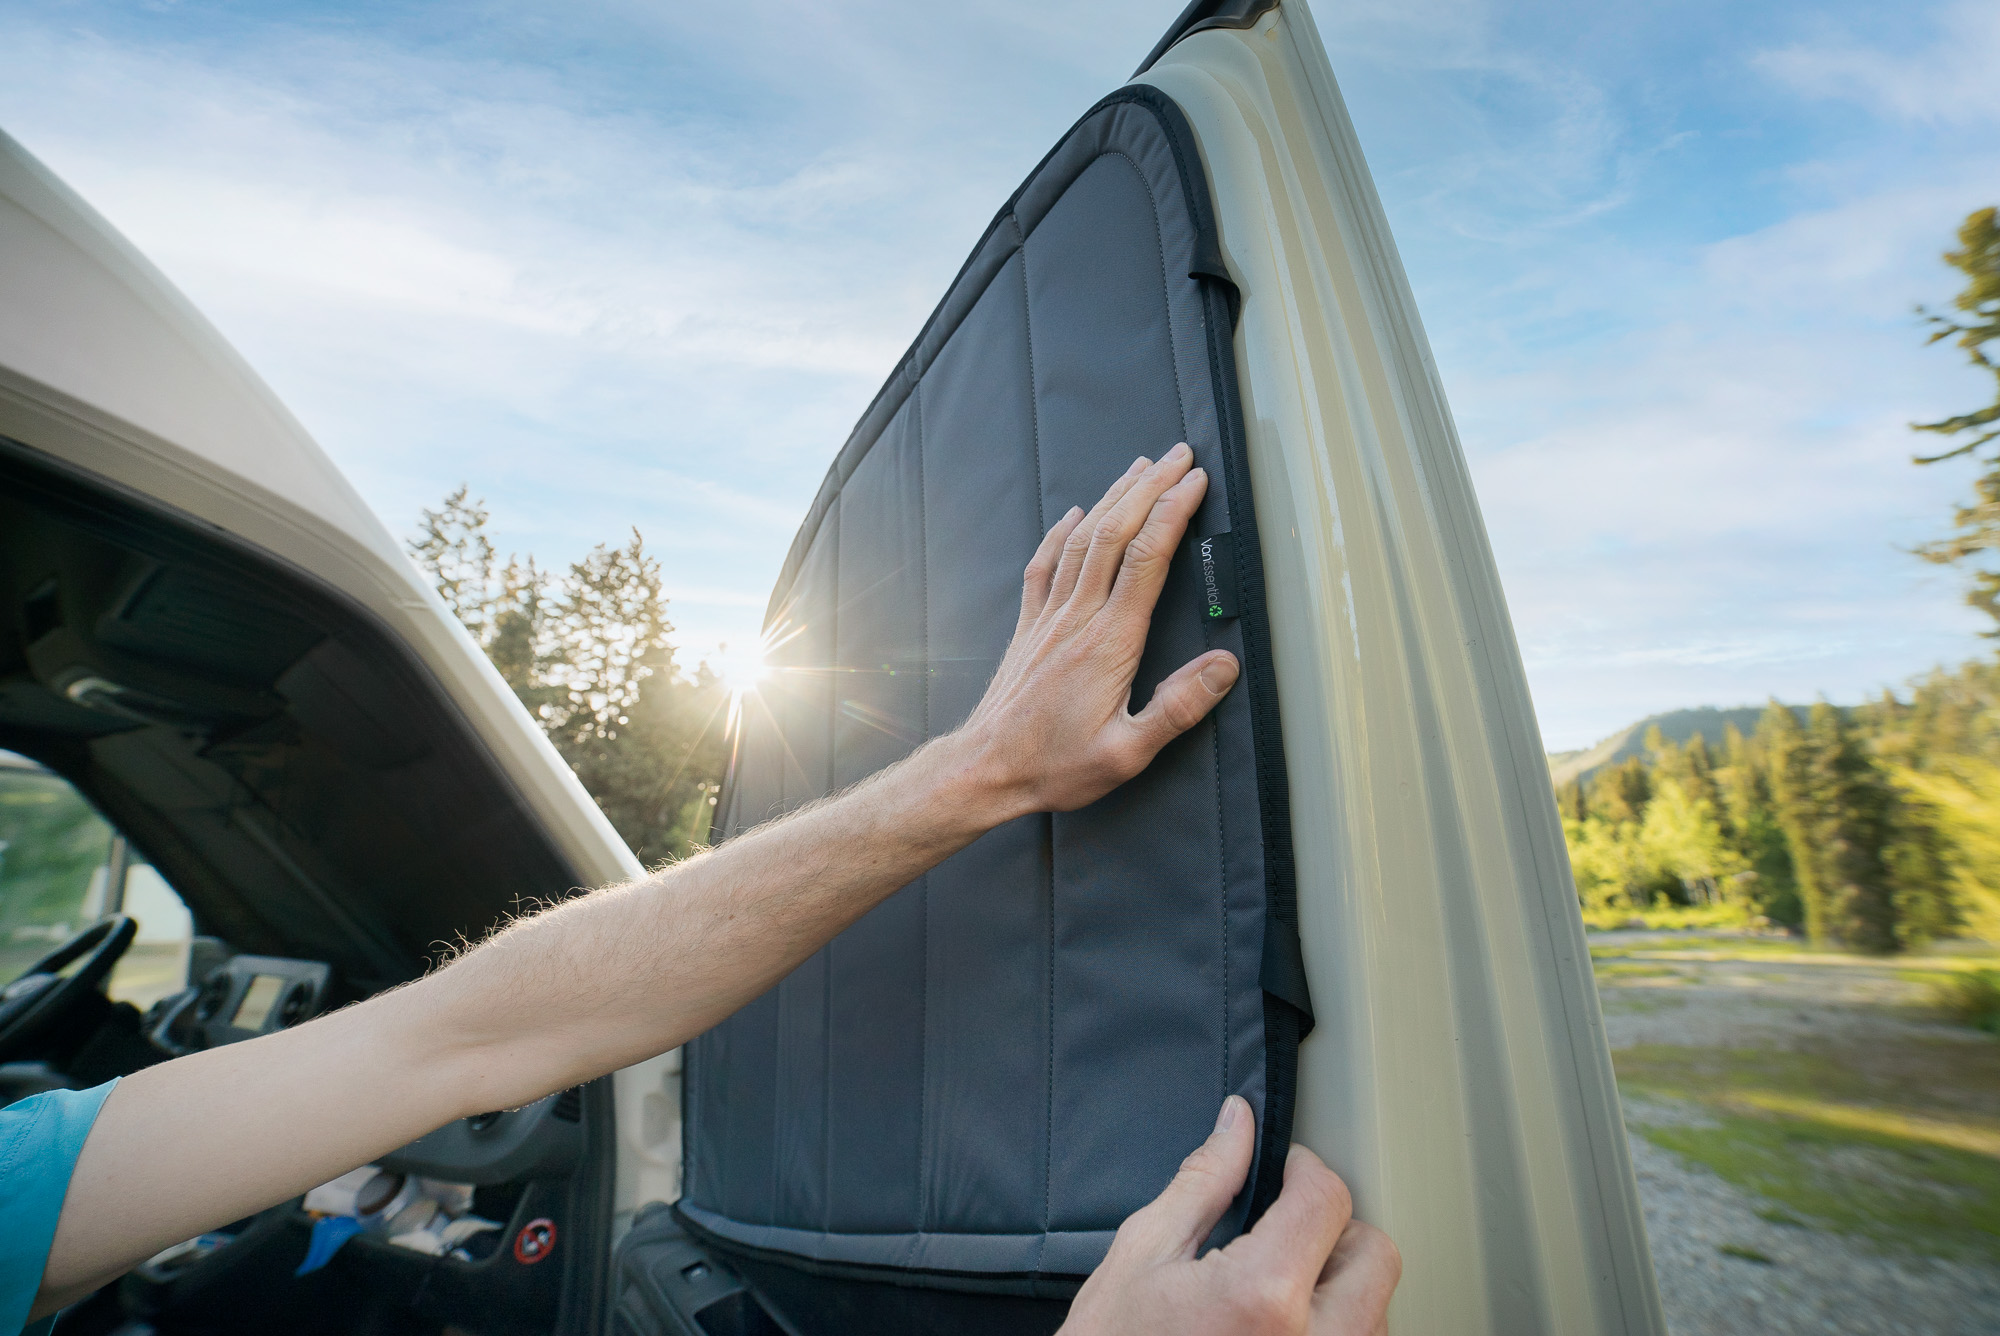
left=1260, top=918, right=1315, bottom=1038
left=1190, top=254, right=1242, bottom=330
left=1197, top=531, right=1240, bottom=622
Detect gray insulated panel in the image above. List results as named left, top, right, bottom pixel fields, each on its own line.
left=680, top=86, right=1310, bottom=1291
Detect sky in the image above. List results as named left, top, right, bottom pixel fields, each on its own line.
left=0, top=0, right=1993, bottom=750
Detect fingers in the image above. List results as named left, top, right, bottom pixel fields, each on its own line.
left=1129, top=652, right=1239, bottom=755
left=1229, top=1144, right=1354, bottom=1282
left=1071, top=444, right=1196, bottom=612
left=1019, top=505, right=1085, bottom=631
left=1311, top=1221, right=1402, bottom=1336
left=1103, top=465, right=1209, bottom=624
left=1045, top=455, right=1151, bottom=614
left=1113, top=1095, right=1255, bottom=1264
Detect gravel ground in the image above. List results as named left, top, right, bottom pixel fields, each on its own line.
left=1595, top=934, right=2000, bottom=1334
left=1631, top=1128, right=2000, bottom=1335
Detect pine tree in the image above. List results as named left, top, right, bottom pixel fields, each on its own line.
left=1554, top=778, right=1586, bottom=824
left=1912, top=207, right=2000, bottom=629
left=1592, top=756, right=1653, bottom=827
left=1882, top=802, right=1957, bottom=950
left=408, top=489, right=730, bottom=864
left=1763, top=702, right=1827, bottom=939
left=1719, top=722, right=1800, bottom=928
left=1772, top=704, right=1899, bottom=952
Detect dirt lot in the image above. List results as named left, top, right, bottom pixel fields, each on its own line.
left=1591, top=931, right=2000, bottom=1334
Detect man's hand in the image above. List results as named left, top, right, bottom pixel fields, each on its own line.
left=1062, top=1097, right=1402, bottom=1336
left=958, top=441, right=1239, bottom=816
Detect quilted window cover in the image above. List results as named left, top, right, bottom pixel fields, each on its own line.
left=679, top=85, right=1307, bottom=1291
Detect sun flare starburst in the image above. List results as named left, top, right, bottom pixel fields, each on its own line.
left=712, top=645, right=769, bottom=698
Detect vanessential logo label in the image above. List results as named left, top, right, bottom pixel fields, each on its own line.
left=1197, top=531, right=1239, bottom=621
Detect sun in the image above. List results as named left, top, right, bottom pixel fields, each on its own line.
left=710, top=643, right=769, bottom=698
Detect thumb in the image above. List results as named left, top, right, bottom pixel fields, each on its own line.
left=1129, top=651, right=1239, bottom=753
left=1115, top=1095, right=1255, bottom=1263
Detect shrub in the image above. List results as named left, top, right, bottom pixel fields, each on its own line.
left=1932, top=969, right=2000, bottom=1034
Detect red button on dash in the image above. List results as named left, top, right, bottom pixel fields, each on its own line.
left=513, top=1217, right=557, bottom=1265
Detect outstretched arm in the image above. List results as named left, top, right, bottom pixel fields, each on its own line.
left=37, top=444, right=1238, bottom=1315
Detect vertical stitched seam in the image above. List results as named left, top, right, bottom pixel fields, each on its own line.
left=914, top=381, right=933, bottom=1258
left=1115, top=145, right=1227, bottom=1107
left=1213, top=718, right=1228, bottom=1105
left=814, top=499, right=841, bottom=1231
left=821, top=926, right=832, bottom=1237
left=1108, top=151, right=1190, bottom=436
left=820, top=498, right=836, bottom=1232
left=770, top=973, right=784, bottom=1221
left=1016, top=217, right=1055, bottom=1262
left=1017, top=221, right=1046, bottom=535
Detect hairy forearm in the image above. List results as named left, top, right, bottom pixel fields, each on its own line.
left=420, top=726, right=1018, bottom=1109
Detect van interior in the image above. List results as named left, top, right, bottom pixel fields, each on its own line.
left=0, top=435, right=616, bottom=1336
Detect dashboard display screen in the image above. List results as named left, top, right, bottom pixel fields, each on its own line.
left=231, top=974, right=285, bottom=1030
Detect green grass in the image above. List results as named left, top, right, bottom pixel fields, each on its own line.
left=1617, top=1045, right=2000, bottom=1263
left=1717, top=1243, right=1775, bottom=1264
left=1590, top=935, right=1808, bottom=961
left=1580, top=904, right=1753, bottom=932
left=1932, top=970, right=2000, bottom=1035
left=1594, top=961, right=1683, bottom=981
left=1592, top=996, right=1672, bottom=1016
left=1641, top=1112, right=2000, bottom=1262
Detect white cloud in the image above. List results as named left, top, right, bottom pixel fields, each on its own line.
left=1755, top=0, right=2000, bottom=127
left=1466, top=176, right=1996, bottom=747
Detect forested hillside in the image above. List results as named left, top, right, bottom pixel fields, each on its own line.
left=1556, top=659, right=2000, bottom=949
left=1549, top=706, right=1792, bottom=788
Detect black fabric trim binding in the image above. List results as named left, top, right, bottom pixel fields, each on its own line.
left=1178, top=173, right=1312, bottom=1233
left=674, top=1204, right=1088, bottom=1302
left=1137, top=85, right=1313, bottom=1227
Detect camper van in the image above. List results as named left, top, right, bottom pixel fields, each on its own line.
left=0, top=4, right=1661, bottom=1333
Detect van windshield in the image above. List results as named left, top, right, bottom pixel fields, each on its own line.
left=0, top=751, right=193, bottom=1007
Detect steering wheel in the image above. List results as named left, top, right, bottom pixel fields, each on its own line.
left=0, top=915, right=137, bottom=1062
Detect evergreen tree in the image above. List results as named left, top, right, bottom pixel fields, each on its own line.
left=1554, top=778, right=1587, bottom=825
left=1592, top=756, right=1653, bottom=827
left=1681, top=735, right=1727, bottom=831
left=1719, top=722, right=1801, bottom=928
left=1769, top=704, right=1898, bottom=952
left=410, top=489, right=730, bottom=865
left=1763, top=702, right=1827, bottom=939
left=1882, top=800, right=1957, bottom=950
left=1894, top=755, right=2000, bottom=943
left=1912, top=207, right=2000, bottom=629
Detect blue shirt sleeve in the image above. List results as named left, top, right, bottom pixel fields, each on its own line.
left=0, top=1082, right=118, bottom=1336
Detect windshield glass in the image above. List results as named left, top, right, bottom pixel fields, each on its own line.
left=0, top=751, right=192, bottom=1006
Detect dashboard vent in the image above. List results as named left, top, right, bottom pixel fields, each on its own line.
left=552, top=1086, right=583, bottom=1123
left=193, top=974, right=231, bottom=1023
left=277, top=981, right=315, bottom=1029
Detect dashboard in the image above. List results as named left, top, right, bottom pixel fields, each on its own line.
left=124, top=946, right=591, bottom=1335
left=152, top=954, right=332, bottom=1052
left=144, top=951, right=582, bottom=1184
